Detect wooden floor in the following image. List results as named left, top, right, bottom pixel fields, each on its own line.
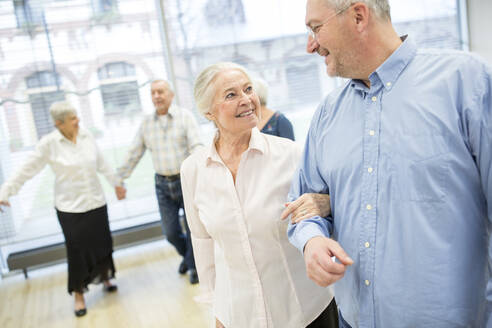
left=0, top=240, right=212, bottom=328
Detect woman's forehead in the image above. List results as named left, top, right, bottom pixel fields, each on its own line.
left=215, top=69, right=250, bottom=89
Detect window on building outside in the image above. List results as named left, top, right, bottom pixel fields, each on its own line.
left=25, top=70, right=65, bottom=139
left=286, top=61, right=321, bottom=106
left=205, top=0, right=245, bottom=26
left=91, top=0, right=118, bottom=14
left=98, top=62, right=141, bottom=115
left=13, top=0, right=44, bottom=27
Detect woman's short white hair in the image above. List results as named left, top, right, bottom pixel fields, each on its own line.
left=194, top=62, right=253, bottom=119
left=253, top=78, right=269, bottom=106
left=324, top=0, right=391, bottom=20
left=49, top=101, right=77, bottom=122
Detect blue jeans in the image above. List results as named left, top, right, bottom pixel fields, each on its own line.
left=155, top=174, right=195, bottom=269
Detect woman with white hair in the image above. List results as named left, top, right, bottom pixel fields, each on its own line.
left=0, top=101, right=126, bottom=317
left=254, top=77, right=295, bottom=141
left=181, top=62, right=338, bottom=327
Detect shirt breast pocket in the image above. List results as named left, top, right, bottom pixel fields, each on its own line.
left=390, top=133, right=449, bottom=203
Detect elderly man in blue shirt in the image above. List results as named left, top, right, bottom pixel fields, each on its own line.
left=284, top=0, right=492, bottom=327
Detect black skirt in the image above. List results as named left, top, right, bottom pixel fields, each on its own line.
left=56, top=205, right=115, bottom=294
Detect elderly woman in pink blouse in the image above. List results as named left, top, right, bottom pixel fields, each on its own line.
left=181, top=62, right=338, bottom=328
left=0, top=101, right=126, bottom=317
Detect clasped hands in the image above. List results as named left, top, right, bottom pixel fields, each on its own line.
left=115, top=185, right=127, bottom=200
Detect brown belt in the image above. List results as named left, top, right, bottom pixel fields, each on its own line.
left=157, top=173, right=180, bottom=181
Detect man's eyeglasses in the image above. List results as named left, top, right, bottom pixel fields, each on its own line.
left=306, top=3, right=354, bottom=40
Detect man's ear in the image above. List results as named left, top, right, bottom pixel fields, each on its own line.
left=352, top=3, right=370, bottom=31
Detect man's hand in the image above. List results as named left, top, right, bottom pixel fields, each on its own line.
left=304, top=236, right=353, bottom=287
left=280, top=193, right=331, bottom=223
left=115, top=186, right=126, bottom=200
left=0, top=200, right=10, bottom=213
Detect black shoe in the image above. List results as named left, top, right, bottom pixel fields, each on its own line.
left=178, top=260, right=188, bottom=275
left=189, top=269, right=199, bottom=284
left=104, top=284, right=118, bottom=292
left=74, top=308, right=87, bottom=317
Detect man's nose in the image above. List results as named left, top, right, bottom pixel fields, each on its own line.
left=306, top=35, right=319, bottom=54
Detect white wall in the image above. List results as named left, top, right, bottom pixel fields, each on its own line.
left=467, top=0, right=492, bottom=63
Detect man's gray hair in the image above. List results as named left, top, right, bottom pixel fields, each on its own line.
left=193, top=62, right=253, bottom=118
left=151, top=79, right=174, bottom=93
left=253, top=78, right=269, bottom=106
left=49, top=101, right=77, bottom=122
left=324, top=0, right=391, bottom=21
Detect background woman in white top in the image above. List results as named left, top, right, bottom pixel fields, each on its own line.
left=0, top=101, right=126, bottom=317
left=181, top=62, right=337, bottom=328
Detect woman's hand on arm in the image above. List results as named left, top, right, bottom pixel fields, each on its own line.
left=280, top=193, right=331, bottom=224
left=215, top=318, right=225, bottom=328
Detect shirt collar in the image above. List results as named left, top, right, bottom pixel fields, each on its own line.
left=206, top=127, right=266, bottom=165
left=351, top=35, right=417, bottom=91
left=154, top=104, right=177, bottom=120
left=55, top=127, right=88, bottom=142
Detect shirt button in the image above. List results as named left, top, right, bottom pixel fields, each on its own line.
left=365, top=280, right=370, bottom=286
left=371, top=96, right=377, bottom=102
left=366, top=204, right=372, bottom=210
left=386, top=82, right=392, bottom=87
left=365, top=242, right=370, bottom=248
left=369, top=130, right=375, bottom=136
left=367, top=167, right=373, bottom=173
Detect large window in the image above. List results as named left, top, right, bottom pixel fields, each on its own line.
left=0, top=0, right=167, bottom=270
left=0, top=0, right=469, bottom=273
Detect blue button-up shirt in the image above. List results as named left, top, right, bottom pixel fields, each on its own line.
left=288, top=37, right=492, bottom=328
